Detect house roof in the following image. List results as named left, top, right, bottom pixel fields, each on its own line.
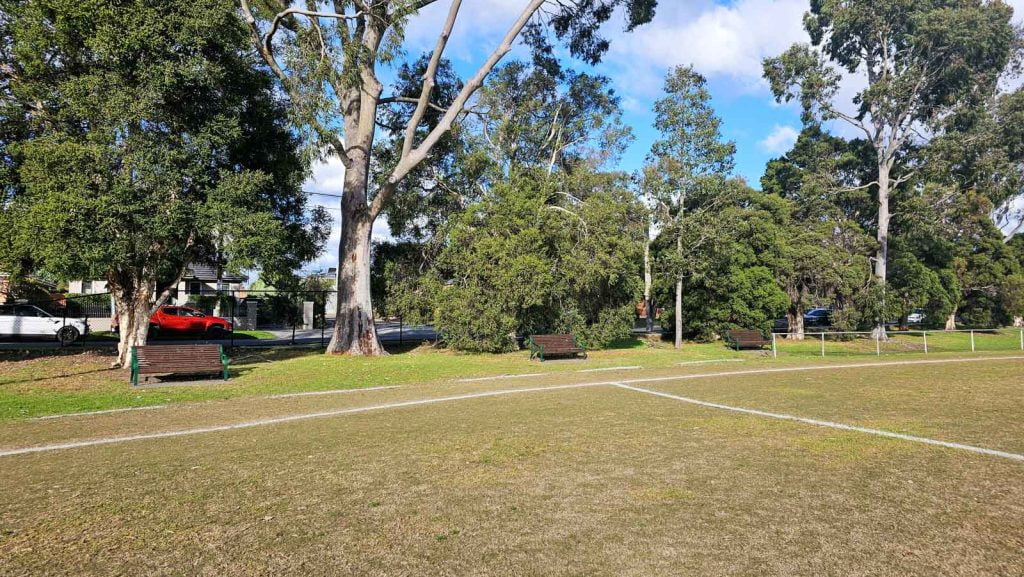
left=184, top=263, right=246, bottom=283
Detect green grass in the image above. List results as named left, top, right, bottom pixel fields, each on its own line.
left=0, top=338, right=746, bottom=420
left=773, top=328, right=1024, bottom=357
left=233, top=330, right=278, bottom=340
left=2, top=330, right=1023, bottom=421
left=1, top=358, right=1021, bottom=575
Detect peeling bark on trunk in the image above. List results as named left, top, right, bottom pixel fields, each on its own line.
left=872, top=163, right=891, bottom=341
left=325, top=209, right=383, bottom=355
left=109, top=280, right=154, bottom=369
left=643, top=237, right=654, bottom=333
left=674, top=234, right=683, bottom=350
left=786, top=307, right=805, bottom=340
left=945, top=310, right=957, bottom=331
left=325, top=141, right=385, bottom=355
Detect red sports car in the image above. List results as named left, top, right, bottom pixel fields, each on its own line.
left=149, top=305, right=233, bottom=338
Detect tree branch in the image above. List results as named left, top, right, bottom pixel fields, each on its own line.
left=379, top=95, right=448, bottom=113
left=372, top=0, right=547, bottom=219
left=402, top=0, right=462, bottom=159
left=238, top=0, right=352, bottom=168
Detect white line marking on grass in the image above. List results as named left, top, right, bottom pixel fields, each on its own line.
left=616, top=355, right=1024, bottom=387
left=0, top=382, right=605, bottom=458
left=455, top=373, right=544, bottom=383
left=675, top=359, right=744, bottom=366
left=6, top=354, right=1021, bottom=457
left=578, top=366, right=640, bottom=373
left=267, top=385, right=401, bottom=399
left=31, top=405, right=168, bottom=421
left=613, top=383, right=1024, bottom=463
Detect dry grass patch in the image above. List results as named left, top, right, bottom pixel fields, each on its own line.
left=1, top=360, right=1023, bottom=576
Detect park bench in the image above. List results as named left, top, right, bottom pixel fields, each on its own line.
left=130, top=344, right=229, bottom=386
left=723, top=330, right=770, bottom=351
left=527, top=334, right=587, bottom=361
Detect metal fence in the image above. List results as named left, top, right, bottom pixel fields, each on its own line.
left=770, top=328, right=1024, bottom=358
left=0, top=289, right=434, bottom=349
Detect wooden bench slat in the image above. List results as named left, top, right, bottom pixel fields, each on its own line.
left=724, top=330, right=769, bottom=350
left=131, top=344, right=229, bottom=386
left=526, top=334, right=587, bottom=361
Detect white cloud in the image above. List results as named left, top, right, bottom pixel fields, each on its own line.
left=606, top=0, right=809, bottom=95
left=758, top=124, right=799, bottom=154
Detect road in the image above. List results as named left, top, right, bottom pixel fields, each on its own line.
left=0, top=322, right=438, bottom=350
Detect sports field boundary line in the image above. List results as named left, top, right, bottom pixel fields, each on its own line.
left=0, top=382, right=605, bottom=458
left=31, top=405, right=168, bottom=421
left=612, top=383, right=1024, bottom=463
left=612, top=355, right=1024, bottom=387
left=675, top=359, right=744, bottom=366
left=4, top=354, right=1021, bottom=456
left=455, top=373, right=545, bottom=383
left=266, top=385, right=401, bottom=399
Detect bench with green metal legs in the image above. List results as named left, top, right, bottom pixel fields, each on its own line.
left=131, top=344, right=229, bottom=386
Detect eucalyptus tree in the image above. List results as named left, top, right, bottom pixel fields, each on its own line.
left=645, top=65, right=736, bottom=349
left=238, top=0, right=657, bottom=355
left=761, top=125, right=875, bottom=338
left=763, top=0, right=1017, bottom=336
left=470, top=61, right=631, bottom=178
left=0, top=0, right=328, bottom=366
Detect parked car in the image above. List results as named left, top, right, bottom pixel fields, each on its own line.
left=906, top=309, right=926, bottom=324
left=0, top=304, right=88, bottom=345
left=149, top=305, right=233, bottom=338
left=803, top=307, right=832, bottom=327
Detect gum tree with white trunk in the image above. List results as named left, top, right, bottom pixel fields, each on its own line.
left=237, top=0, right=656, bottom=355
left=763, top=0, right=1017, bottom=337
left=644, top=66, right=735, bottom=349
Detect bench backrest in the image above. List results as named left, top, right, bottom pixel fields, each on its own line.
left=726, top=330, right=766, bottom=342
left=135, top=344, right=224, bottom=367
left=529, top=334, right=579, bottom=349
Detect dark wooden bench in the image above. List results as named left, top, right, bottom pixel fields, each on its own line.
left=527, top=334, right=587, bottom=361
left=723, top=330, right=770, bottom=350
left=130, top=344, right=229, bottom=386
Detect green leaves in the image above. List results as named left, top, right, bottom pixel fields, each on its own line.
left=0, top=0, right=326, bottom=291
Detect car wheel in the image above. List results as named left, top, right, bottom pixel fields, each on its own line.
left=57, top=325, right=80, bottom=346
left=207, top=326, right=225, bottom=340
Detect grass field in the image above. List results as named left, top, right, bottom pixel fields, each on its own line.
left=3, top=330, right=1023, bottom=421
left=0, top=355, right=1022, bottom=575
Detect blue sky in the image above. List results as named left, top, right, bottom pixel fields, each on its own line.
left=302, top=0, right=1024, bottom=272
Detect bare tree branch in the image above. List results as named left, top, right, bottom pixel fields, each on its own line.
left=402, top=0, right=462, bottom=159
left=379, top=95, right=448, bottom=113
left=373, top=0, right=547, bottom=220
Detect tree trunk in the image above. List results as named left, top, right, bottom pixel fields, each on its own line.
left=945, top=310, right=957, bottom=331
left=872, top=163, right=891, bottom=340
left=674, top=234, right=683, bottom=350
left=325, top=164, right=384, bottom=355
left=109, top=279, right=154, bottom=368
left=643, top=237, right=654, bottom=333
left=786, top=307, right=805, bottom=340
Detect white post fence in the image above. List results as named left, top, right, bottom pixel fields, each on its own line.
left=768, top=328, right=1015, bottom=359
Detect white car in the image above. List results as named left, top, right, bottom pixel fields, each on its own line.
left=907, top=309, right=926, bottom=324
left=0, top=304, right=89, bottom=345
